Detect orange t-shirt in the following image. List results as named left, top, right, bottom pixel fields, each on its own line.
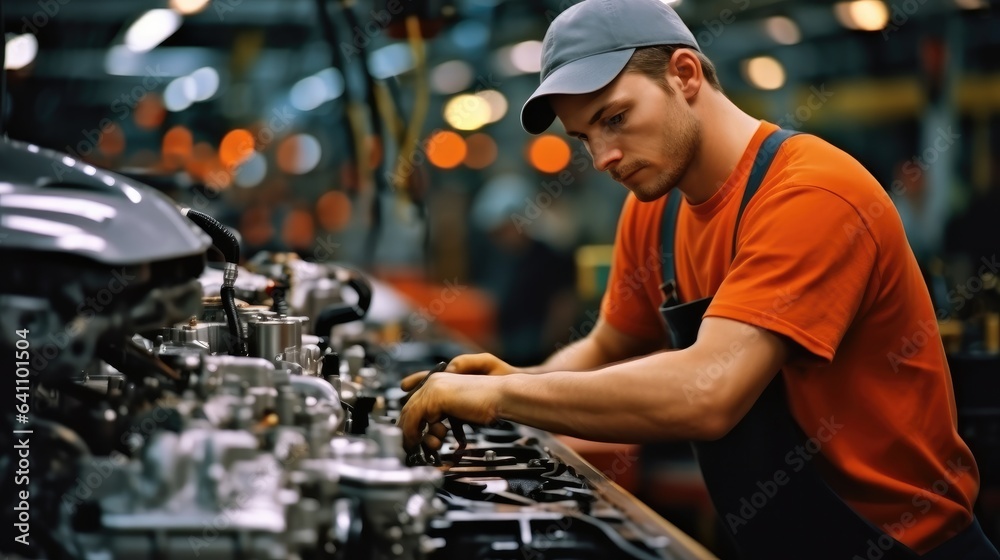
left=600, top=120, right=978, bottom=553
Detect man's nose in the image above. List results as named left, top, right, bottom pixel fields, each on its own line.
left=591, top=141, right=623, bottom=172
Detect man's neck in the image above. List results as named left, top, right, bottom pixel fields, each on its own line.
left=676, top=93, right=762, bottom=205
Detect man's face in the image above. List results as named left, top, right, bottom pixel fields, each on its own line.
left=550, top=71, right=701, bottom=202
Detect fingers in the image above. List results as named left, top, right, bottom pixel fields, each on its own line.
left=447, top=353, right=495, bottom=375
left=400, top=371, right=428, bottom=392
left=419, top=422, right=452, bottom=452
left=401, top=360, right=450, bottom=391
left=401, top=354, right=502, bottom=391
left=400, top=424, right=448, bottom=452
left=422, top=434, right=443, bottom=451
left=428, top=422, right=448, bottom=440
left=398, top=409, right=422, bottom=452
left=399, top=382, right=445, bottom=451
left=398, top=375, right=500, bottom=454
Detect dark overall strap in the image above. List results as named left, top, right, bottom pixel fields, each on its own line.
left=658, top=185, right=683, bottom=301
left=732, top=128, right=800, bottom=257
left=656, top=128, right=914, bottom=559
left=655, top=129, right=998, bottom=558
left=660, top=128, right=800, bottom=293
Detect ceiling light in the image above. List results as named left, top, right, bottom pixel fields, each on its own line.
left=834, top=1, right=890, bottom=31
left=476, top=90, right=508, bottom=124
left=290, top=68, right=344, bottom=112
left=189, top=67, right=219, bottom=101
left=742, top=56, right=786, bottom=90
left=444, top=94, right=491, bottom=131
left=164, top=76, right=196, bottom=112
left=277, top=134, right=323, bottom=175
left=125, top=9, right=182, bottom=53
left=510, top=41, right=543, bottom=74
left=764, top=16, right=801, bottom=45
left=368, top=43, right=414, bottom=80
left=5, top=34, right=38, bottom=70
left=234, top=152, right=267, bottom=188
left=170, top=0, right=211, bottom=15
left=431, top=60, right=474, bottom=95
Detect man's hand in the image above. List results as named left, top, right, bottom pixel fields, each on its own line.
left=397, top=373, right=506, bottom=452
left=400, top=353, right=515, bottom=391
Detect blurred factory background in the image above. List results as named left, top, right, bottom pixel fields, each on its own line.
left=3, top=0, right=999, bottom=553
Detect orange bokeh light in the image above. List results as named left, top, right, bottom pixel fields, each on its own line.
left=316, top=190, right=353, bottom=232
left=219, top=129, right=255, bottom=169
left=276, top=134, right=323, bottom=175
left=204, top=158, right=231, bottom=190
left=184, top=141, right=216, bottom=181
left=464, top=133, right=497, bottom=170
left=426, top=131, right=467, bottom=169
left=240, top=205, right=275, bottom=247
left=276, top=136, right=299, bottom=174
left=134, top=93, right=166, bottom=130
left=528, top=134, right=571, bottom=174
left=98, top=123, right=126, bottom=157
left=282, top=208, right=316, bottom=250
left=162, top=126, right=193, bottom=169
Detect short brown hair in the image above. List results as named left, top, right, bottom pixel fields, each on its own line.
left=624, top=45, right=724, bottom=93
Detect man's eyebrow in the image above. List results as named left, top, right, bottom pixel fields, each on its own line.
left=589, top=99, right=624, bottom=126
left=566, top=99, right=625, bottom=137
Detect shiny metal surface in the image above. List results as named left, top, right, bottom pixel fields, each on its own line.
left=250, top=317, right=302, bottom=361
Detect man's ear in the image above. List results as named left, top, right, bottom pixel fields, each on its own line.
left=669, top=49, right=704, bottom=100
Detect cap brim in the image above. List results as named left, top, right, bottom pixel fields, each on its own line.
left=520, top=48, right=636, bottom=135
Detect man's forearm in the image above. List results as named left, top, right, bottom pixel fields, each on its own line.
left=521, top=336, right=611, bottom=374
left=492, top=317, right=787, bottom=444
left=497, top=350, right=723, bottom=442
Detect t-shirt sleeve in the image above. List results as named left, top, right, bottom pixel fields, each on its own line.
left=600, top=196, right=666, bottom=342
left=706, top=186, right=879, bottom=363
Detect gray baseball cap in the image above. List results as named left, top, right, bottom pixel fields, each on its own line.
left=520, top=0, right=701, bottom=135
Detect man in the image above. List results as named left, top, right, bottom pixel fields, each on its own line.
left=398, top=1, right=998, bottom=557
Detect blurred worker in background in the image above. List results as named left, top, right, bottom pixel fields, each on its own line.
left=398, top=0, right=999, bottom=558
left=469, top=173, right=578, bottom=366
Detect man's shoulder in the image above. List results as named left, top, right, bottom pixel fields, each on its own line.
left=746, top=133, right=904, bottom=255
left=759, top=133, right=887, bottom=209
left=779, top=132, right=867, bottom=174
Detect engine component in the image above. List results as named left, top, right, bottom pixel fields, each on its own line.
left=245, top=253, right=373, bottom=338
left=0, top=139, right=713, bottom=560
left=249, top=316, right=302, bottom=362
left=0, top=139, right=209, bottom=385
left=182, top=208, right=247, bottom=357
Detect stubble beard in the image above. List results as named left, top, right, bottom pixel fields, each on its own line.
left=631, top=112, right=701, bottom=203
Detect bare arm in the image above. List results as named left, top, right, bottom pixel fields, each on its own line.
left=400, top=316, right=664, bottom=390
left=398, top=317, right=789, bottom=449
left=526, top=316, right=666, bottom=373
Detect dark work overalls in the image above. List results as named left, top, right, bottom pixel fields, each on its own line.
left=657, top=128, right=1000, bottom=559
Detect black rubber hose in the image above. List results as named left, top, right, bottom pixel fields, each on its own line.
left=221, top=286, right=247, bottom=356
left=184, top=209, right=240, bottom=264
left=98, top=339, right=181, bottom=382
left=313, top=271, right=373, bottom=337
left=270, top=279, right=291, bottom=316
left=182, top=208, right=246, bottom=355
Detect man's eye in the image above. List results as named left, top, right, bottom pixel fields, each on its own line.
left=608, top=113, right=625, bottom=127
